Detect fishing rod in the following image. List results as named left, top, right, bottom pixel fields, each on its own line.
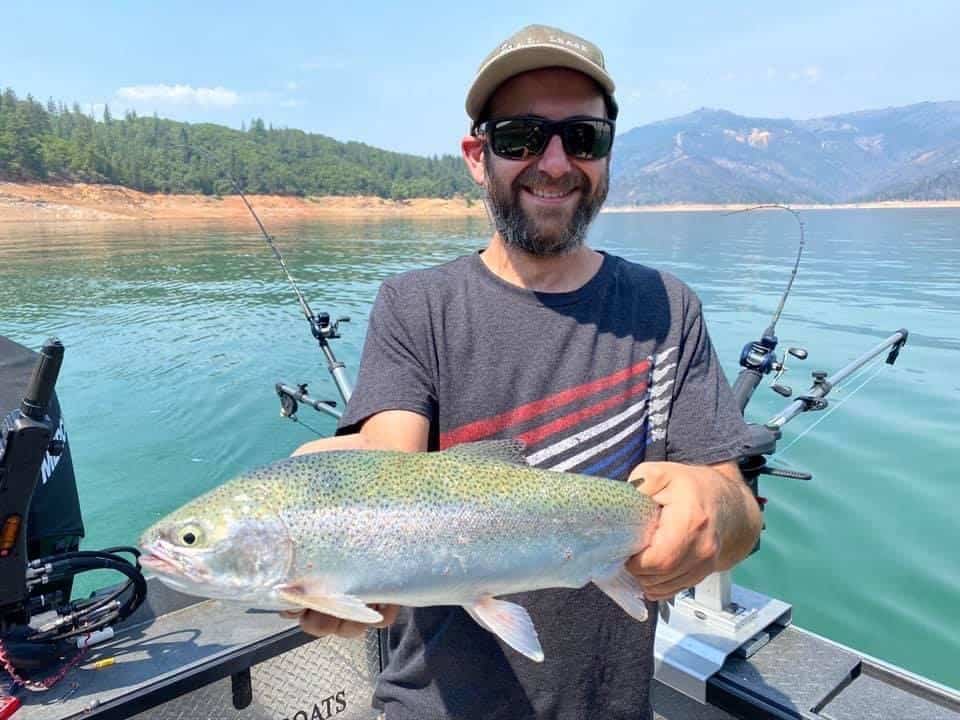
left=766, top=329, right=907, bottom=430
left=184, top=145, right=353, bottom=422
left=725, top=204, right=807, bottom=413
left=723, top=204, right=908, bottom=432
left=719, top=203, right=909, bottom=488
left=659, top=206, right=910, bottom=699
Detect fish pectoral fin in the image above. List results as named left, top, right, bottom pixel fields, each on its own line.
left=275, top=583, right=382, bottom=624
left=593, top=564, right=650, bottom=623
left=442, top=440, right=529, bottom=466
left=465, top=596, right=544, bottom=663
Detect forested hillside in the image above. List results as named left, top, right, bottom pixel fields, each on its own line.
left=0, top=88, right=478, bottom=199
left=4, top=87, right=958, bottom=205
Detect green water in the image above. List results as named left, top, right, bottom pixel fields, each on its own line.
left=1, top=209, right=957, bottom=691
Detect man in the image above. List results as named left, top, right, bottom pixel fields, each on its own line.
left=292, top=25, right=761, bottom=720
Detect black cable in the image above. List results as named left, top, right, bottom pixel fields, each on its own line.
left=50, top=556, right=146, bottom=620
left=25, top=550, right=147, bottom=643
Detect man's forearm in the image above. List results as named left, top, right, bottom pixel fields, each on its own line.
left=711, top=463, right=763, bottom=571
left=291, top=409, right=430, bottom=457
left=291, top=432, right=370, bottom=456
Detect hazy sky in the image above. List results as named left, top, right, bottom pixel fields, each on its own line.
left=4, top=1, right=957, bottom=156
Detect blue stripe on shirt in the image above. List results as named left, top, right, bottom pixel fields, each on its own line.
left=580, top=425, right=649, bottom=477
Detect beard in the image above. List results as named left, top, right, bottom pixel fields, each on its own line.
left=484, top=152, right=609, bottom=257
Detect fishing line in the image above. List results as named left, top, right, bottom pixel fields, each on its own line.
left=771, top=359, right=887, bottom=461
left=288, top=414, right=325, bottom=438
left=724, top=204, right=805, bottom=336
left=176, top=144, right=320, bottom=332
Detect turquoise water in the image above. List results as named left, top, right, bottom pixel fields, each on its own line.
left=1, top=208, right=958, bottom=691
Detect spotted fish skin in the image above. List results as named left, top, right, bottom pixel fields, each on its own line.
left=139, top=441, right=659, bottom=661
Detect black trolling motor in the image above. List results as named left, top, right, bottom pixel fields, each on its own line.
left=0, top=339, right=67, bottom=628
left=0, top=338, right=146, bottom=691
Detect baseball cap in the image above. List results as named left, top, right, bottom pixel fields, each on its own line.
left=465, top=25, right=618, bottom=122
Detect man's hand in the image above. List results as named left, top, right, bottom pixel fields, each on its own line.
left=626, top=461, right=761, bottom=602
left=281, top=604, right=401, bottom=639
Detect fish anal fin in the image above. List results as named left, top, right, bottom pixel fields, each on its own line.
left=442, top=440, right=529, bottom=466
left=275, top=581, right=382, bottom=624
left=465, top=596, right=544, bottom=662
left=593, top=563, right=650, bottom=623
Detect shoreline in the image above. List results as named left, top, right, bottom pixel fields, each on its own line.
left=2, top=182, right=958, bottom=224
left=601, top=199, right=960, bottom=213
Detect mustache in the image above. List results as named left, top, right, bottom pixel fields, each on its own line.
left=512, top=166, right=590, bottom=196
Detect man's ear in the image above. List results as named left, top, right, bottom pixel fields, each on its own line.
left=461, top=134, right=486, bottom=186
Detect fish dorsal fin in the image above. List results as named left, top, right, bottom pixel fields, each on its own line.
left=442, top=440, right=529, bottom=466
left=465, top=596, right=544, bottom=662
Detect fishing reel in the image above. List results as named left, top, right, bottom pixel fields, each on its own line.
left=738, top=335, right=809, bottom=400
left=276, top=310, right=355, bottom=423
left=768, top=346, right=809, bottom=398
left=310, top=312, right=351, bottom=341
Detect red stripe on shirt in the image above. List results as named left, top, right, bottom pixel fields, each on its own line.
left=439, top=358, right=651, bottom=449
left=516, top=378, right=650, bottom=447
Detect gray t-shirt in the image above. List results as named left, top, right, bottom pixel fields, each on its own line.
left=339, top=251, right=749, bottom=720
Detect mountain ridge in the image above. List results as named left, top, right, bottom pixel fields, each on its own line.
left=2, top=86, right=958, bottom=204
left=609, top=100, right=960, bottom=204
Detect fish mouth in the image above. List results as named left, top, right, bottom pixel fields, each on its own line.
left=140, top=540, right=210, bottom=582
left=139, top=551, right=181, bottom=576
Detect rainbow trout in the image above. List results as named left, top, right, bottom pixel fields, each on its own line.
left=139, top=440, right=659, bottom=661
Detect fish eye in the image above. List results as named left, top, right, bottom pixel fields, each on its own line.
left=178, top=525, right=203, bottom=546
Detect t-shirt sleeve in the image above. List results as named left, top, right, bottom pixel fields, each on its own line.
left=336, top=280, right=436, bottom=435
left=665, top=289, right=750, bottom=465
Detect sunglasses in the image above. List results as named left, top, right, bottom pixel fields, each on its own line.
left=475, top=115, right=615, bottom=161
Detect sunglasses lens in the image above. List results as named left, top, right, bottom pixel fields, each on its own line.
left=490, top=119, right=547, bottom=160
left=563, top=120, right=613, bottom=159
left=486, top=118, right=614, bottom=160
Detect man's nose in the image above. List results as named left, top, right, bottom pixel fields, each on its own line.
left=536, top=134, right=572, bottom=178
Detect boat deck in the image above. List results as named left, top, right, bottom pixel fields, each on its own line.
left=14, top=578, right=960, bottom=720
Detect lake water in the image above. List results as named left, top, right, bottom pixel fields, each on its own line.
left=1, top=207, right=958, bottom=691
